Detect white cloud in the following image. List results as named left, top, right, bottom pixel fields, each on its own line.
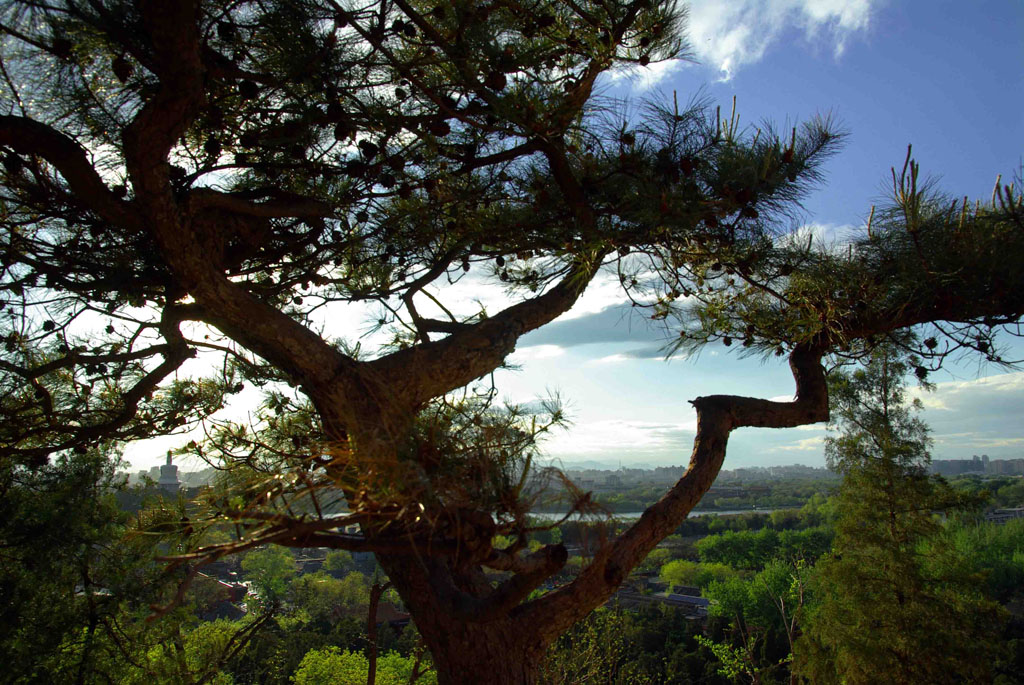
left=920, top=371, right=1024, bottom=398
left=557, top=270, right=630, bottom=320
left=543, top=418, right=697, bottom=457
left=778, top=222, right=859, bottom=252
left=686, top=0, right=876, bottom=80
left=910, top=371, right=1024, bottom=415
left=589, top=353, right=631, bottom=365
left=771, top=435, right=825, bottom=452
left=609, top=58, right=689, bottom=91
left=510, top=344, right=565, bottom=361
left=968, top=437, right=1024, bottom=448
left=908, top=371, right=1024, bottom=458
left=916, top=395, right=951, bottom=411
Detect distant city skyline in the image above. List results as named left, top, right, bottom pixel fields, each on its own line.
left=143, top=455, right=1020, bottom=484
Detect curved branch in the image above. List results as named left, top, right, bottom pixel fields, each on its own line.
left=369, top=256, right=606, bottom=408
left=427, top=542, right=567, bottom=623
left=485, top=542, right=568, bottom=576
left=0, top=115, right=139, bottom=228
left=115, top=4, right=364, bottom=424
left=2, top=316, right=195, bottom=463
left=518, top=343, right=828, bottom=636
left=188, top=188, right=333, bottom=219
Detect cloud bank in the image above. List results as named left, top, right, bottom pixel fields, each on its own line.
left=617, top=0, right=877, bottom=87
left=543, top=418, right=697, bottom=461
left=689, top=0, right=875, bottom=80
left=911, top=372, right=1024, bottom=458
left=519, top=302, right=672, bottom=349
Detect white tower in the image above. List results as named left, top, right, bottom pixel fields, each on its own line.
left=158, top=452, right=179, bottom=493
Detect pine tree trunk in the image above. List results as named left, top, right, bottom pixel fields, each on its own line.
left=376, top=555, right=555, bottom=685
left=422, top=621, right=548, bottom=685
left=361, top=346, right=831, bottom=684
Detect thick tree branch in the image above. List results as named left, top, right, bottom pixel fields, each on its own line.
left=418, top=319, right=471, bottom=335
left=469, top=543, right=569, bottom=623
left=369, top=256, right=605, bottom=408
left=0, top=116, right=139, bottom=228
left=188, top=188, right=333, bottom=219
left=116, top=3, right=369, bottom=430
left=518, top=343, right=828, bottom=636
left=419, top=542, right=566, bottom=625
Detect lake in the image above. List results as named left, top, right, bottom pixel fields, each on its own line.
left=526, top=508, right=779, bottom=521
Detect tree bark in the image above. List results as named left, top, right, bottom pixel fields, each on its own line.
left=373, top=553, right=555, bottom=684
left=424, top=620, right=548, bottom=685
left=366, top=581, right=391, bottom=685
left=360, top=344, right=830, bottom=683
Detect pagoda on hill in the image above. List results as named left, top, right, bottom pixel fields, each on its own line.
left=158, top=453, right=179, bottom=493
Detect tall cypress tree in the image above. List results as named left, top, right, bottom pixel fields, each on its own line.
left=794, top=346, right=1003, bottom=684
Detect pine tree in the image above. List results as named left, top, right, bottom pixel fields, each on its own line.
left=1, top=1, right=1023, bottom=681
left=794, top=346, right=1004, bottom=684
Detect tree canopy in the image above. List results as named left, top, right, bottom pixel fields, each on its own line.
left=1, top=1, right=1022, bottom=681
left=794, top=347, right=1004, bottom=684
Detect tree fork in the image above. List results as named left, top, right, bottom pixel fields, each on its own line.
left=374, top=555, right=553, bottom=685
left=370, top=345, right=828, bottom=682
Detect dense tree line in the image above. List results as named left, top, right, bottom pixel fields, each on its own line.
left=582, top=478, right=836, bottom=514
left=2, top=432, right=1022, bottom=683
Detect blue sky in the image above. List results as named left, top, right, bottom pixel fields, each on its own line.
left=495, top=0, right=1024, bottom=470
left=128, top=1, right=1024, bottom=473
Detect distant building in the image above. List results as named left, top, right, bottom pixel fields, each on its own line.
left=375, top=602, right=411, bottom=628
left=931, top=456, right=1024, bottom=477
left=609, top=589, right=709, bottom=618
left=985, top=507, right=1024, bottom=525
left=158, top=453, right=180, bottom=493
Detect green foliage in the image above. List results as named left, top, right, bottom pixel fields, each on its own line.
left=289, top=571, right=370, bottom=627
left=322, top=550, right=355, bottom=575
left=573, top=478, right=836, bottom=514
left=705, top=559, right=802, bottom=637
left=796, top=491, right=837, bottom=527
left=700, top=559, right=806, bottom=684
left=660, top=559, right=738, bottom=591
left=637, top=546, right=673, bottom=572
left=0, top=442, right=279, bottom=684
left=291, top=648, right=368, bottom=685
left=945, top=517, right=1024, bottom=602
left=242, top=546, right=297, bottom=607
left=695, top=526, right=832, bottom=570
left=529, top=523, right=563, bottom=546
left=950, top=474, right=1024, bottom=509
left=993, top=479, right=1024, bottom=507
left=694, top=634, right=767, bottom=685
left=794, top=347, right=1005, bottom=684
left=0, top=447, right=126, bottom=681
left=226, top=621, right=350, bottom=685
left=291, top=647, right=435, bottom=685
left=121, top=619, right=244, bottom=685
left=542, top=606, right=727, bottom=685
left=541, top=609, right=630, bottom=684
